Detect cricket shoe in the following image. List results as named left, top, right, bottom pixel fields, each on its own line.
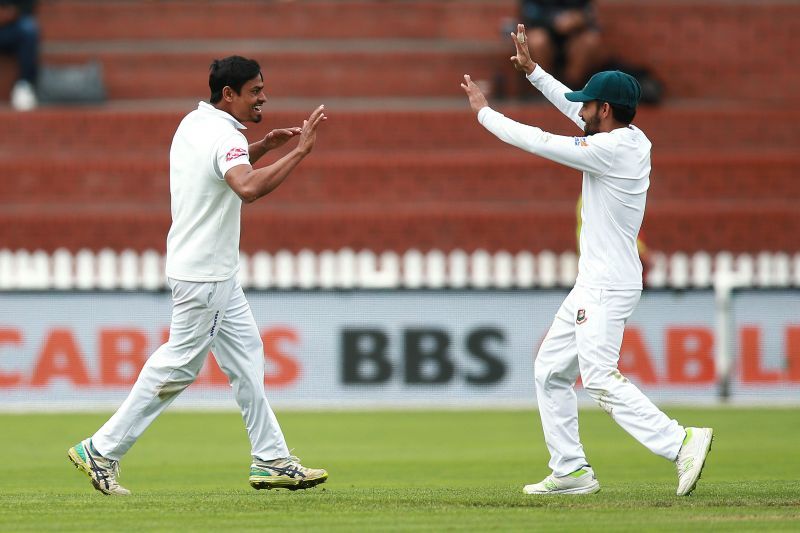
left=675, top=427, right=714, bottom=496
left=249, top=455, right=328, bottom=490
left=523, top=466, right=600, bottom=495
left=67, top=439, right=130, bottom=496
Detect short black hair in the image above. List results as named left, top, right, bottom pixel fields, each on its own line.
left=209, top=56, right=261, bottom=104
left=608, top=103, right=636, bottom=125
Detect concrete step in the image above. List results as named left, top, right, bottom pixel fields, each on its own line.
left=1, top=202, right=795, bottom=255
left=2, top=106, right=797, bottom=155
left=38, top=0, right=512, bottom=42
left=19, top=0, right=796, bottom=103
left=29, top=43, right=505, bottom=100
left=2, top=150, right=796, bottom=205
left=600, top=0, right=797, bottom=104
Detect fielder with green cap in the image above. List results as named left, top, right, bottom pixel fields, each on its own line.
left=461, top=23, right=713, bottom=497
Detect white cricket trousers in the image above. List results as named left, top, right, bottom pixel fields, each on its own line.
left=535, top=286, right=685, bottom=477
left=92, top=276, right=290, bottom=462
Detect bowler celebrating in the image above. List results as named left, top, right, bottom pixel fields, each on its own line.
left=461, top=25, right=712, bottom=496
left=68, top=56, right=328, bottom=495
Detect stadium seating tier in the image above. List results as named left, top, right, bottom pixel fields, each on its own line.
left=1, top=0, right=797, bottom=256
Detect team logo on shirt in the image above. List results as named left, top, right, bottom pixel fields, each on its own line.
left=573, top=137, right=589, bottom=147
left=225, top=147, right=248, bottom=162
left=576, top=309, right=587, bottom=324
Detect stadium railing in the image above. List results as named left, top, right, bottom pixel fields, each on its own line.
left=1, top=248, right=798, bottom=292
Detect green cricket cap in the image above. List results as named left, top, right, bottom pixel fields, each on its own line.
left=564, top=70, right=641, bottom=109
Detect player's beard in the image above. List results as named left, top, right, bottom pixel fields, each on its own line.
left=583, top=112, right=601, bottom=136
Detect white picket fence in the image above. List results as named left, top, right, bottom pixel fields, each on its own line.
left=1, top=248, right=799, bottom=290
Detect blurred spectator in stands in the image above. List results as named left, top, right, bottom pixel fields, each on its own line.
left=520, top=0, right=606, bottom=90
left=0, top=0, right=38, bottom=111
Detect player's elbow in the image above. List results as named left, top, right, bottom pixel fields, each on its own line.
left=226, top=180, right=253, bottom=203
left=237, top=186, right=259, bottom=204
left=227, top=181, right=257, bottom=203
left=226, top=171, right=259, bottom=203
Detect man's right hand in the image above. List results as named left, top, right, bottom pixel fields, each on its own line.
left=510, top=23, right=537, bottom=76
left=460, top=74, right=488, bottom=115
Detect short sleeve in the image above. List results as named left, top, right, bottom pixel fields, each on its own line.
left=215, top=131, right=250, bottom=179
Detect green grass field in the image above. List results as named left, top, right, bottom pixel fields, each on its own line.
left=1, top=408, right=798, bottom=531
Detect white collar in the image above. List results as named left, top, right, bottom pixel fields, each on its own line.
left=197, top=101, right=247, bottom=130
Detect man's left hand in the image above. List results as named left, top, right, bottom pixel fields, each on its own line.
left=261, top=127, right=302, bottom=151
left=460, top=74, right=488, bottom=115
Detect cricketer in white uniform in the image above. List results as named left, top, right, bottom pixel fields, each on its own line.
left=461, top=24, right=713, bottom=496
left=68, top=56, right=328, bottom=495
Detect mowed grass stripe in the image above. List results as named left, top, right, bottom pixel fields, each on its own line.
left=1, top=409, right=798, bottom=531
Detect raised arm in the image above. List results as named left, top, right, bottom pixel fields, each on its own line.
left=527, top=66, right=585, bottom=131
left=461, top=74, right=612, bottom=175
left=477, top=105, right=612, bottom=175
left=510, top=23, right=584, bottom=130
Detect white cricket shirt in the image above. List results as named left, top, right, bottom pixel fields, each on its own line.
left=165, top=101, right=251, bottom=282
left=477, top=66, right=650, bottom=290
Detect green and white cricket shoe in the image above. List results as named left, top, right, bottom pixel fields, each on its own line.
left=249, top=455, right=328, bottom=491
left=675, top=427, right=714, bottom=496
left=67, top=439, right=130, bottom=496
left=523, top=466, right=600, bottom=495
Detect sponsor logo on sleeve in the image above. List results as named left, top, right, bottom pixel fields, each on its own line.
left=573, top=137, right=589, bottom=147
left=225, top=147, right=249, bottom=162
left=576, top=309, right=587, bottom=324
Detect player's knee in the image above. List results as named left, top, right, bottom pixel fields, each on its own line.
left=534, top=358, right=563, bottom=391
left=582, top=384, right=605, bottom=404
left=244, top=335, right=264, bottom=355
left=233, top=375, right=264, bottom=403
left=233, top=384, right=256, bottom=404
left=155, top=375, right=194, bottom=400
left=582, top=368, right=626, bottom=398
left=533, top=357, right=550, bottom=386
left=534, top=365, right=546, bottom=387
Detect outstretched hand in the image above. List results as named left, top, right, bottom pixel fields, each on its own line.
left=460, top=74, right=488, bottom=115
left=510, top=23, right=537, bottom=75
left=296, top=105, right=327, bottom=155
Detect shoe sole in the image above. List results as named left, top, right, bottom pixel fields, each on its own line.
left=680, top=430, right=714, bottom=496
left=523, top=480, right=601, bottom=495
left=249, top=473, right=328, bottom=491
left=67, top=447, right=113, bottom=495
left=68, top=446, right=131, bottom=496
